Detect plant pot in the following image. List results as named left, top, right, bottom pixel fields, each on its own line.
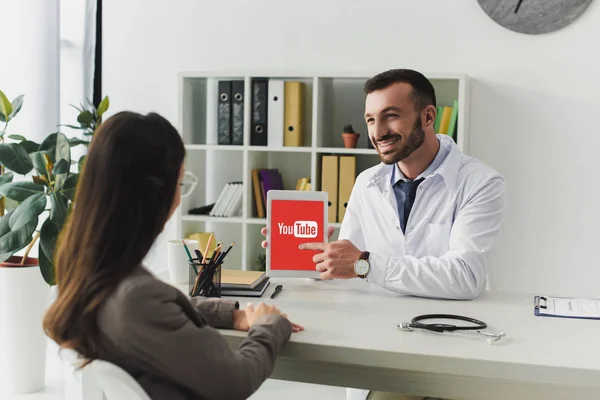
left=0, top=256, right=49, bottom=394
left=342, top=133, right=359, bottom=148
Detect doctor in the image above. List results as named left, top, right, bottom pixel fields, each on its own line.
left=261, top=69, right=507, bottom=399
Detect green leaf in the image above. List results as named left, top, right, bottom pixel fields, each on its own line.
left=39, top=133, right=57, bottom=152
left=61, top=173, right=79, bottom=201
left=78, top=155, right=86, bottom=172
left=97, top=96, right=109, bottom=117
left=50, top=192, right=68, bottom=225
left=20, top=140, right=40, bottom=154
left=67, top=138, right=88, bottom=147
left=8, top=134, right=27, bottom=141
left=0, top=171, right=14, bottom=186
left=55, top=132, right=70, bottom=165
left=0, top=143, right=34, bottom=174
left=77, top=110, right=94, bottom=126
left=9, top=193, right=46, bottom=230
left=53, top=159, right=69, bottom=175
left=0, top=181, right=45, bottom=202
left=55, top=173, right=67, bottom=192
left=30, top=151, right=53, bottom=176
left=0, top=210, right=37, bottom=263
left=38, top=237, right=55, bottom=286
left=9, top=95, right=24, bottom=119
left=0, top=90, right=13, bottom=122
left=39, top=218, right=58, bottom=285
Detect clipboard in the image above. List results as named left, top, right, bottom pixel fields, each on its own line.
left=534, top=295, right=600, bottom=320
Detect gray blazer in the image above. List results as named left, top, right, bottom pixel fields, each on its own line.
left=95, top=266, right=292, bottom=400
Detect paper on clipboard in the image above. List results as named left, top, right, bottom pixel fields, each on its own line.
left=534, top=295, right=600, bottom=319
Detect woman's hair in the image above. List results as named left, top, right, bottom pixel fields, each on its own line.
left=43, top=111, right=185, bottom=364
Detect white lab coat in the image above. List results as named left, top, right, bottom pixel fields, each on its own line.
left=340, top=134, right=507, bottom=400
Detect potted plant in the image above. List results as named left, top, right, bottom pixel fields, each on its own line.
left=0, top=89, right=107, bottom=394
left=342, top=124, right=360, bottom=148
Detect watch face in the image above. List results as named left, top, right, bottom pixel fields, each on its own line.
left=354, top=259, right=369, bottom=276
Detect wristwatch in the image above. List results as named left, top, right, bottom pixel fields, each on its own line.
left=354, top=251, right=370, bottom=279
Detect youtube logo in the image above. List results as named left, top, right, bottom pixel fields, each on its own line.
left=278, top=221, right=318, bottom=238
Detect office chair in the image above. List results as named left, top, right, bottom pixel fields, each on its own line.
left=60, top=348, right=151, bottom=400
left=85, top=358, right=151, bottom=400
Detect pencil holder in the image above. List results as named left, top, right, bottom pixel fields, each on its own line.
left=188, top=258, right=222, bottom=298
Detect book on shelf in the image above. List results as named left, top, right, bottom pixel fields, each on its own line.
left=208, top=181, right=243, bottom=217
left=434, top=99, right=458, bottom=141
left=251, top=168, right=283, bottom=218
left=251, top=169, right=311, bottom=218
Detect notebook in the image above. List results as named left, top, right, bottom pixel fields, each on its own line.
left=221, top=278, right=270, bottom=297
left=221, top=270, right=267, bottom=290
left=534, top=295, right=600, bottom=319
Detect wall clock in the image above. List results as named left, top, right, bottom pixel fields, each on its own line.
left=477, top=0, right=595, bottom=34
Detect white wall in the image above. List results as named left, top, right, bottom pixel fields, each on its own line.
left=103, top=0, right=600, bottom=298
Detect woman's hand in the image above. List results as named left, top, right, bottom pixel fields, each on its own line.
left=234, top=303, right=304, bottom=332
left=233, top=309, right=250, bottom=331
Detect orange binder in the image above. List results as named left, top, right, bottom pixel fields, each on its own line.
left=284, top=81, right=304, bottom=147
left=337, top=156, right=356, bottom=222
left=321, top=155, right=338, bottom=223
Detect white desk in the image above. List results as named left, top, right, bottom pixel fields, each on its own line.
left=175, top=276, right=600, bottom=400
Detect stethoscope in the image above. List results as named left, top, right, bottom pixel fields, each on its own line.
left=396, top=314, right=506, bottom=345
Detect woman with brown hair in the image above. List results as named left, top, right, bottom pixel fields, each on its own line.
left=43, top=111, right=301, bottom=400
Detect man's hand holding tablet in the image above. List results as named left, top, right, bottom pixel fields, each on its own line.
left=260, top=226, right=363, bottom=280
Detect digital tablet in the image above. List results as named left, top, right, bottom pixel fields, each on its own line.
left=266, top=190, right=328, bottom=278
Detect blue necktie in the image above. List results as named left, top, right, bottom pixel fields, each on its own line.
left=393, top=178, right=424, bottom=234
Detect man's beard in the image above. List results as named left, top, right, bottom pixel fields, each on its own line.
left=374, top=118, right=425, bottom=165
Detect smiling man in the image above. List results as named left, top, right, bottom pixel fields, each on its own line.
left=298, top=69, right=507, bottom=301
left=261, top=69, right=507, bottom=400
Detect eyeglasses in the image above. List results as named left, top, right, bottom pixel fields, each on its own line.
left=180, top=170, right=198, bottom=198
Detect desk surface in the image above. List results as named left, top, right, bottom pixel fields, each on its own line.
left=165, top=273, right=600, bottom=398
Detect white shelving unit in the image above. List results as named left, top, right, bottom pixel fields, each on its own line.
left=176, top=71, right=469, bottom=271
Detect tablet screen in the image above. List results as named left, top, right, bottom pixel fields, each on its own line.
left=269, top=199, right=326, bottom=271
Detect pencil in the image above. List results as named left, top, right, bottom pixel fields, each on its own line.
left=201, top=233, right=213, bottom=264
left=216, top=241, right=235, bottom=264
left=181, top=240, right=193, bottom=262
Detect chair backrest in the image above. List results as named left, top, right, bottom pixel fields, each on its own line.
left=59, top=348, right=151, bottom=400
left=85, top=359, right=152, bottom=400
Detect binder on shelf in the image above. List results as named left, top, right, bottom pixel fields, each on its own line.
left=231, top=80, right=245, bottom=145
left=284, top=81, right=304, bottom=147
left=534, top=295, right=600, bottom=320
left=217, top=81, right=232, bottom=145
left=338, top=156, right=356, bottom=222
left=321, top=155, right=338, bottom=223
left=267, top=79, right=284, bottom=148
left=251, top=78, right=269, bottom=146
left=251, top=169, right=284, bottom=217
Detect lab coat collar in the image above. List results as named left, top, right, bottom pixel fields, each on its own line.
left=367, top=134, right=461, bottom=192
